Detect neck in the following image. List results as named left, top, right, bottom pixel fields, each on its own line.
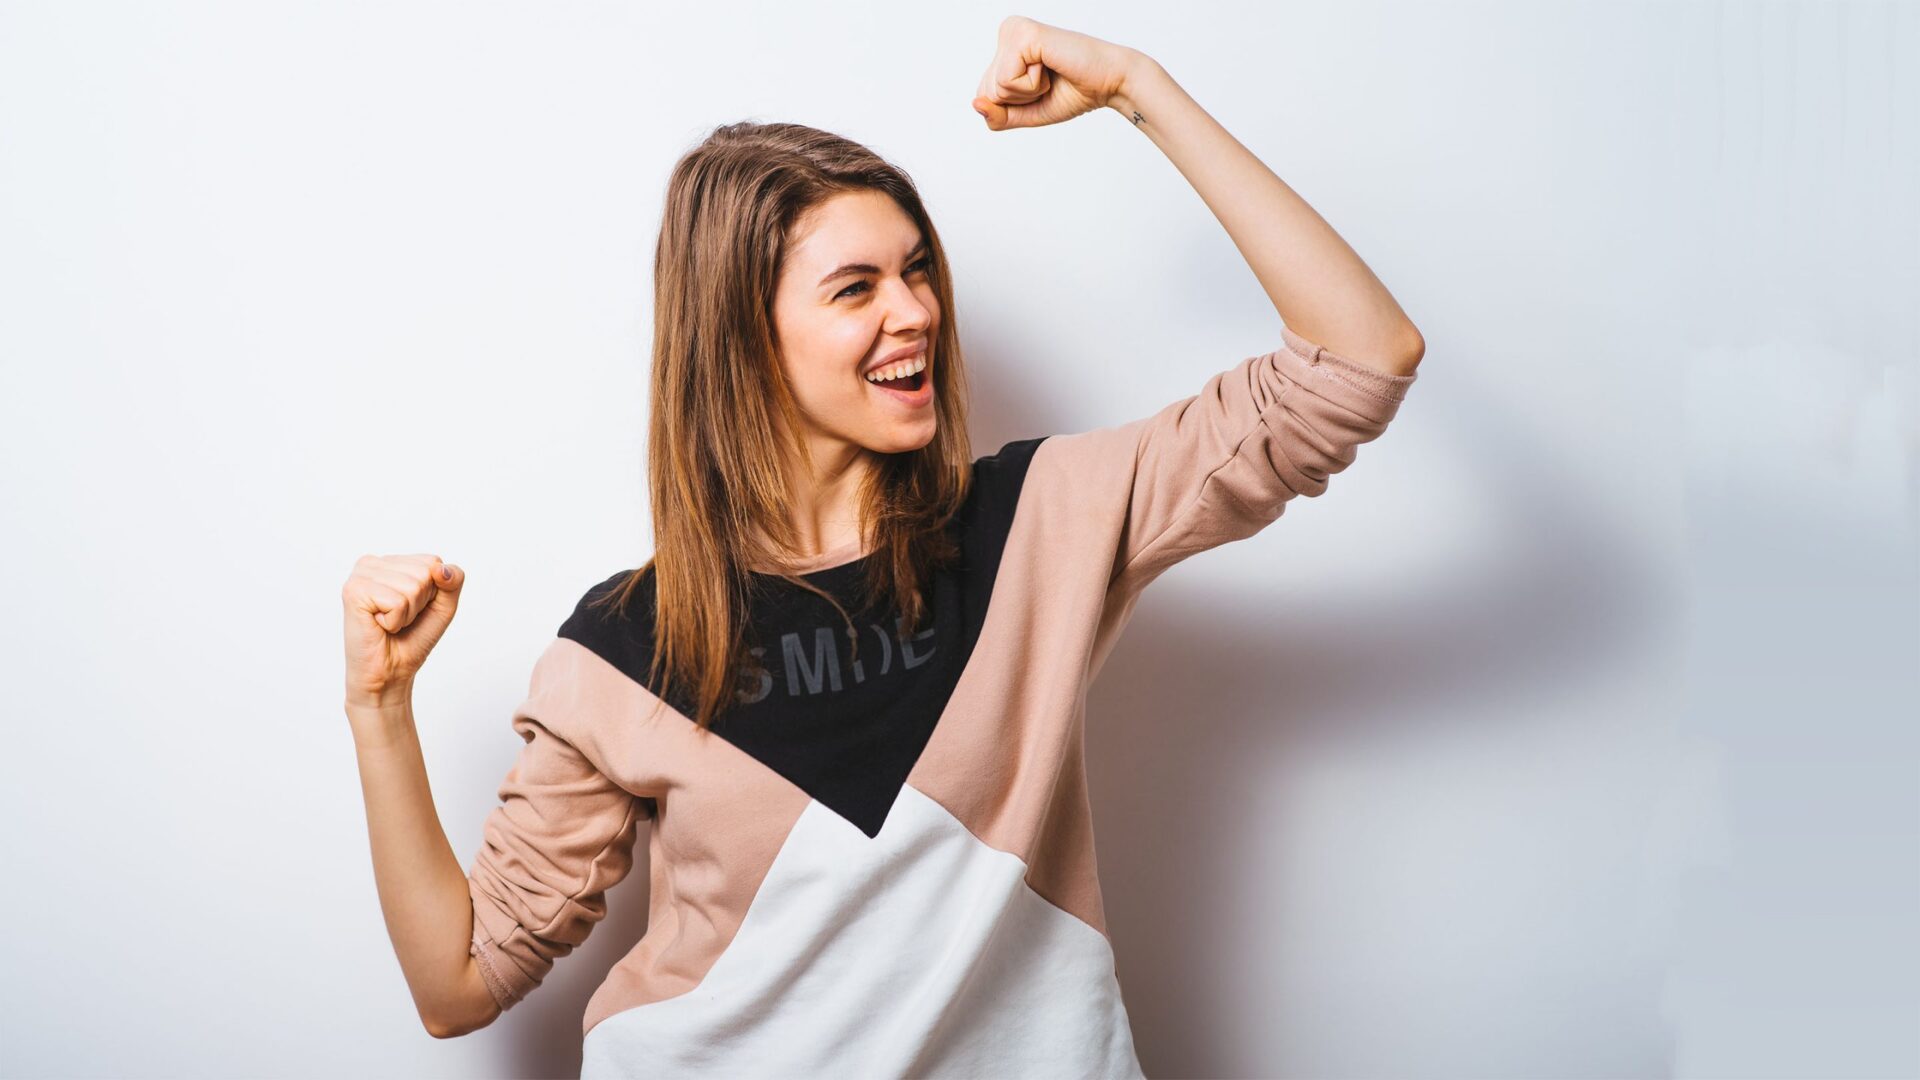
left=778, top=438, right=875, bottom=560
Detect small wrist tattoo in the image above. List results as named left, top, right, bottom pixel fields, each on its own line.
left=1129, top=109, right=1145, bottom=126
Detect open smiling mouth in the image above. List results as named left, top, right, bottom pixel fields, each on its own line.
left=867, top=368, right=927, bottom=393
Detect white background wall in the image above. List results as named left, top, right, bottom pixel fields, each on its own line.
left=2, top=2, right=1913, bottom=1077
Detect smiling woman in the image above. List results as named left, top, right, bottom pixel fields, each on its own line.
left=619, top=124, right=979, bottom=744
left=361, top=18, right=1423, bottom=1076
left=774, top=189, right=944, bottom=454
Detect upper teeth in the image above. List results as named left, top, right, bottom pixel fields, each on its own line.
left=865, top=356, right=926, bottom=383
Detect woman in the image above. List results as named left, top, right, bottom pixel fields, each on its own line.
left=342, top=17, right=1423, bottom=1077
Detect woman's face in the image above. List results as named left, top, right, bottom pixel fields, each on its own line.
left=770, top=189, right=941, bottom=460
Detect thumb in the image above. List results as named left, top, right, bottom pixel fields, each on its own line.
left=973, top=95, right=1017, bottom=131
left=423, top=561, right=464, bottom=622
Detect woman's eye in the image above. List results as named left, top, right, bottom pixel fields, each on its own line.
left=836, top=257, right=933, bottom=300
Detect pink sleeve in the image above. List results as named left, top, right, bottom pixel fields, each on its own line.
left=465, top=644, right=644, bottom=1013
left=1108, top=324, right=1419, bottom=594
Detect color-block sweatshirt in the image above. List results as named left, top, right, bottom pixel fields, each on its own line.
left=463, top=325, right=1418, bottom=1078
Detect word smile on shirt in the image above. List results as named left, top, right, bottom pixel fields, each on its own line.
left=735, top=613, right=937, bottom=704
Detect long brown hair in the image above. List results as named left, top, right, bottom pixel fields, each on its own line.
left=590, top=120, right=975, bottom=733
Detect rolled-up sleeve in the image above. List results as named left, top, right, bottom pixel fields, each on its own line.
left=1111, top=324, right=1419, bottom=593
left=465, top=655, right=643, bottom=1013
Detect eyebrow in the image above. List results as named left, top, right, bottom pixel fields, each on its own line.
left=817, top=240, right=931, bottom=288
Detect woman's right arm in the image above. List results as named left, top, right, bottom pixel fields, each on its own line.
left=347, top=698, right=501, bottom=1038
left=341, top=554, right=498, bottom=1037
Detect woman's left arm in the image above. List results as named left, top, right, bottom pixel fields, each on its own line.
left=972, top=18, right=1427, bottom=594
left=1107, top=52, right=1424, bottom=375
left=973, top=19, right=1424, bottom=376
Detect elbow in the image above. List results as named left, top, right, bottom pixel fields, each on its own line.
left=1394, top=325, right=1425, bottom=374
left=423, top=1003, right=498, bottom=1040
left=419, top=984, right=504, bottom=1039
left=420, top=1001, right=480, bottom=1039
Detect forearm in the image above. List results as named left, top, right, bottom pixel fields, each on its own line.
left=348, top=699, right=498, bottom=1037
left=1108, top=51, right=1424, bottom=375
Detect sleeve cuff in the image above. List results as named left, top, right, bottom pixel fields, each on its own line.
left=1279, top=324, right=1419, bottom=407
left=467, top=887, right=541, bottom=1012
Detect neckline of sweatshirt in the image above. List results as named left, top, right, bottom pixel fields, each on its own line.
left=746, top=534, right=873, bottom=579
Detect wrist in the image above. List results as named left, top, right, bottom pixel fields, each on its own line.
left=346, top=689, right=416, bottom=747
left=346, top=678, right=414, bottom=711
left=1107, top=49, right=1167, bottom=122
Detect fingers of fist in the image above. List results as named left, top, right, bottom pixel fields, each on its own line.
left=972, top=16, right=1130, bottom=131
left=344, top=554, right=457, bottom=635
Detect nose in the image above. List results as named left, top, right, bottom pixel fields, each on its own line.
left=881, top=276, right=935, bottom=334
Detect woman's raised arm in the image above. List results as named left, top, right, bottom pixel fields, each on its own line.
left=973, top=16, right=1424, bottom=376
left=971, top=19, right=1425, bottom=594
left=341, top=555, right=500, bottom=1037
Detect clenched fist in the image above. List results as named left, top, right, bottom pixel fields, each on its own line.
left=341, top=553, right=464, bottom=710
left=970, top=16, right=1143, bottom=131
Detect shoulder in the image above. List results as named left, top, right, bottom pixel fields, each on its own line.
left=965, top=436, right=1049, bottom=522
left=971, top=435, right=1049, bottom=482
left=946, top=437, right=1052, bottom=574
left=555, top=565, right=657, bottom=671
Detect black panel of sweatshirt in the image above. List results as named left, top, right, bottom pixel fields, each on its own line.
left=560, top=436, right=1046, bottom=838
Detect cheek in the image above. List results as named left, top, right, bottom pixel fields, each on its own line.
left=783, top=321, right=875, bottom=410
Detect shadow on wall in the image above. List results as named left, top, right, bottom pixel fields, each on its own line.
left=1080, top=351, right=1679, bottom=1076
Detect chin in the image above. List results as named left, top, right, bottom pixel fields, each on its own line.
left=867, top=424, right=938, bottom=455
